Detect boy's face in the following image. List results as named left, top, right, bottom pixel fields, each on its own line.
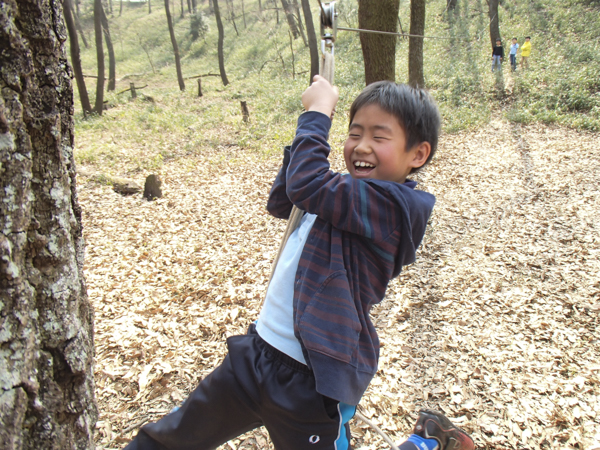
left=496, top=41, right=502, bottom=46
left=512, top=39, right=517, bottom=44
left=343, top=104, right=430, bottom=184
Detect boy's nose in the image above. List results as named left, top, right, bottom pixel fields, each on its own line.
left=354, top=141, right=372, bottom=154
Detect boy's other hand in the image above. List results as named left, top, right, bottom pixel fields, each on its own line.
left=302, top=75, right=339, bottom=119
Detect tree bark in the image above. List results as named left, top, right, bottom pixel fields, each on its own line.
left=0, top=0, right=97, bottom=448
left=165, top=0, right=186, bottom=90
left=101, top=6, right=116, bottom=91
left=358, top=0, right=400, bottom=85
left=149, top=0, right=152, bottom=13
left=213, top=0, right=230, bottom=86
left=408, top=0, right=425, bottom=87
left=300, top=0, right=319, bottom=83
left=94, top=0, right=105, bottom=113
left=281, top=0, right=299, bottom=39
left=64, top=0, right=93, bottom=114
left=488, top=0, right=500, bottom=48
left=181, top=0, right=185, bottom=18
left=187, top=0, right=192, bottom=14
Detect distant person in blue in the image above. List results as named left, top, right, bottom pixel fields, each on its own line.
left=509, top=38, right=519, bottom=71
left=492, top=38, right=504, bottom=72
left=123, top=77, right=475, bottom=450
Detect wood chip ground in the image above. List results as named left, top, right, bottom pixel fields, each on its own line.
left=79, top=119, right=600, bottom=449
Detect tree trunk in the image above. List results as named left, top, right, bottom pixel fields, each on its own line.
left=109, top=0, right=113, bottom=14
left=101, top=6, right=116, bottom=91
left=149, top=0, right=152, bottom=13
left=120, top=0, right=123, bottom=16
left=300, top=0, right=319, bottom=82
left=293, top=0, right=307, bottom=47
left=213, top=0, right=230, bottom=86
left=226, top=0, right=239, bottom=36
left=192, top=0, right=197, bottom=13
left=180, top=0, right=184, bottom=18
left=408, top=0, right=425, bottom=87
left=187, top=0, right=192, bottom=14
left=94, top=0, right=105, bottom=113
left=165, top=0, right=186, bottom=90
left=64, top=0, right=93, bottom=114
left=281, top=0, right=299, bottom=39
left=488, top=0, right=500, bottom=48
left=447, top=0, right=457, bottom=10
left=358, top=0, right=400, bottom=84
left=0, top=1, right=97, bottom=449
left=72, top=2, right=89, bottom=48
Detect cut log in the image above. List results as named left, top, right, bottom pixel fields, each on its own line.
left=144, top=174, right=162, bottom=201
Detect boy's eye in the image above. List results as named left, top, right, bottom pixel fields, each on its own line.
left=349, top=134, right=360, bottom=138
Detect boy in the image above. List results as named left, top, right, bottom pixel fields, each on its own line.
left=520, top=36, right=532, bottom=70
left=492, top=38, right=504, bottom=72
left=509, top=38, right=519, bottom=71
left=124, top=78, right=474, bottom=450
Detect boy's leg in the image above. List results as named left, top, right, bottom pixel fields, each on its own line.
left=125, top=336, right=264, bottom=450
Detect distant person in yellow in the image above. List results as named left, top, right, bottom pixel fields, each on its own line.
left=520, top=36, right=532, bottom=69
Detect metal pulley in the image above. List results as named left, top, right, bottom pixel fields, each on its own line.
left=319, top=1, right=337, bottom=53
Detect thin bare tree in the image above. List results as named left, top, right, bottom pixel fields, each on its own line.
left=63, top=0, right=93, bottom=114
left=94, top=0, right=105, bottom=113
left=300, top=0, right=318, bottom=82
left=213, top=0, right=230, bottom=85
left=408, top=0, right=426, bottom=87
left=101, top=5, right=116, bottom=91
left=165, top=0, right=186, bottom=90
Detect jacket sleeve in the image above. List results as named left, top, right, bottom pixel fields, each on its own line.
left=285, top=112, right=435, bottom=243
left=266, top=146, right=294, bottom=219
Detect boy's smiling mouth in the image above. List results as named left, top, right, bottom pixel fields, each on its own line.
left=353, top=161, right=375, bottom=173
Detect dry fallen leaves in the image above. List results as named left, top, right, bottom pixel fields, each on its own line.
left=79, top=119, right=599, bottom=450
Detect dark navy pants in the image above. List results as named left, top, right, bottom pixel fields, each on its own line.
left=125, top=325, right=356, bottom=450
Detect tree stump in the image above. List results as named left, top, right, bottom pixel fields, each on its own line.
left=144, top=174, right=162, bottom=201
left=130, top=82, right=137, bottom=99
left=240, top=100, right=249, bottom=122
left=197, top=77, right=203, bottom=97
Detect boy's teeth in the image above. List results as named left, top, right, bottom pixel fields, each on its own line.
left=355, top=161, right=374, bottom=168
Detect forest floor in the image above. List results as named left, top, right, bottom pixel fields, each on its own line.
left=77, top=116, right=600, bottom=450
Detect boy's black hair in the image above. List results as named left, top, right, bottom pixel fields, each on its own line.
left=348, top=81, right=441, bottom=173
left=496, top=38, right=502, bottom=43
left=526, top=36, right=531, bottom=39
left=512, top=37, right=517, bottom=40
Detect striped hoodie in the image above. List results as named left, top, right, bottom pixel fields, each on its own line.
left=267, top=111, right=436, bottom=405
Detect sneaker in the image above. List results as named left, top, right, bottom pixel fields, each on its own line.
left=412, top=409, right=475, bottom=450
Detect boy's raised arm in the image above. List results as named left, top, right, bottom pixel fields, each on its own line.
left=266, top=146, right=294, bottom=220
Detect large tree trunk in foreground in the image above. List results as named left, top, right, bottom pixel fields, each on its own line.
left=300, top=0, right=319, bottom=82
left=408, top=0, right=425, bottom=88
left=64, top=0, right=93, bottom=114
left=94, top=0, right=105, bottom=113
left=165, top=0, right=186, bottom=90
left=488, top=0, right=501, bottom=48
left=0, top=0, right=97, bottom=448
left=358, top=0, right=400, bottom=85
left=213, top=0, right=230, bottom=86
left=101, top=6, right=116, bottom=91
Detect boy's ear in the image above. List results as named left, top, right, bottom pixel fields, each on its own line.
left=409, top=142, right=431, bottom=170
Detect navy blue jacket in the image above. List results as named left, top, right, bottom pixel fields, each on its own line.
left=267, top=112, right=435, bottom=405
